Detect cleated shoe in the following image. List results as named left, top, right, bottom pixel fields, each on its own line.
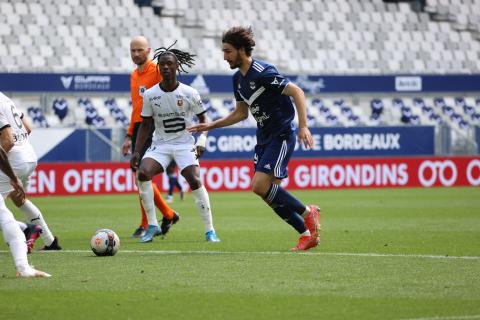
left=23, top=224, right=43, bottom=254
left=131, top=226, right=146, bottom=238
left=290, top=235, right=319, bottom=251
left=304, top=205, right=321, bottom=239
left=16, top=266, right=51, bottom=278
left=41, top=236, right=62, bottom=251
left=140, top=225, right=161, bottom=243
left=160, top=212, right=180, bottom=236
left=205, top=230, right=221, bottom=242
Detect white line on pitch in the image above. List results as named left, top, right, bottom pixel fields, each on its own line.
left=401, top=315, right=480, bottom=320
left=2, top=249, right=478, bottom=260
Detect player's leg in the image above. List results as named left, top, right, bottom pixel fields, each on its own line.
left=166, top=174, right=175, bottom=202
left=0, top=199, right=50, bottom=277
left=131, top=175, right=148, bottom=237
left=137, top=156, right=164, bottom=242
left=177, top=147, right=219, bottom=242
left=10, top=162, right=61, bottom=250
left=17, top=221, right=43, bottom=253
left=152, top=182, right=175, bottom=219
left=174, top=176, right=184, bottom=201
left=252, top=135, right=319, bottom=250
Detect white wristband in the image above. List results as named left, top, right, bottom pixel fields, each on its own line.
left=195, top=134, right=207, bottom=148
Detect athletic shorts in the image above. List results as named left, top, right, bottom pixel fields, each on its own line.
left=142, top=142, right=199, bottom=173
left=253, top=132, right=295, bottom=179
left=0, top=162, right=36, bottom=197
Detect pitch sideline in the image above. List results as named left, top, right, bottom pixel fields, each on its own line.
left=1, top=249, right=479, bottom=260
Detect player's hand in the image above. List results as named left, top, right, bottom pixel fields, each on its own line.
left=187, top=123, right=210, bottom=133
left=122, top=138, right=132, bottom=156
left=130, top=152, right=140, bottom=171
left=10, top=178, right=25, bottom=202
left=195, top=146, right=206, bottom=159
left=297, top=127, right=314, bottom=149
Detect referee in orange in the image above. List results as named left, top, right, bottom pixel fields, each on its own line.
left=122, top=36, right=179, bottom=238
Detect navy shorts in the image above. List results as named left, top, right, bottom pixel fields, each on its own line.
left=253, top=133, right=295, bottom=179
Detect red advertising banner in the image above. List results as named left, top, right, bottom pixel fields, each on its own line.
left=28, top=156, right=480, bottom=196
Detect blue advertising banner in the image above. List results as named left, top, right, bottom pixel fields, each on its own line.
left=200, top=126, right=435, bottom=160
left=36, top=129, right=112, bottom=162
left=1, top=73, right=480, bottom=94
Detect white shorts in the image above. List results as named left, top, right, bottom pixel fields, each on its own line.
left=0, top=162, right=36, bottom=197
left=142, top=142, right=199, bottom=173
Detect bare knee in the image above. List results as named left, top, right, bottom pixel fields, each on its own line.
left=10, top=191, right=26, bottom=207
left=137, top=169, right=151, bottom=182
left=181, top=165, right=202, bottom=190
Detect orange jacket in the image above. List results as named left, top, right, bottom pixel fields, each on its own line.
left=127, top=60, right=162, bottom=136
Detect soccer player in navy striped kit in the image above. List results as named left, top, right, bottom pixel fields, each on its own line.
left=188, top=26, right=320, bottom=251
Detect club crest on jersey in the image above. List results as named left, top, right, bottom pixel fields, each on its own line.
left=177, top=99, right=184, bottom=107
left=139, top=86, right=146, bottom=96
left=249, top=81, right=256, bottom=89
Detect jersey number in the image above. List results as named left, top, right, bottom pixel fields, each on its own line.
left=163, top=117, right=185, bottom=133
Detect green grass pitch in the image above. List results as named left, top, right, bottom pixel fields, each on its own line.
left=1, top=187, right=479, bottom=320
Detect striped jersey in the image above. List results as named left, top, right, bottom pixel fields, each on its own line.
left=233, top=59, right=295, bottom=145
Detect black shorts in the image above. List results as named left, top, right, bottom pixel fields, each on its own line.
left=131, top=121, right=155, bottom=159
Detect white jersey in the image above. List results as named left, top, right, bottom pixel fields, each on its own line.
left=0, top=92, right=37, bottom=166
left=141, top=82, right=206, bottom=144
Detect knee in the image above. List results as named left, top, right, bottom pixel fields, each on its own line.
left=188, top=178, right=202, bottom=190
left=10, top=191, right=26, bottom=207
left=137, top=169, right=151, bottom=182
left=251, top=181, right=269, bottom=197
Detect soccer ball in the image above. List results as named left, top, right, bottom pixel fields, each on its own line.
left=90, top=229, right=120, bottom=256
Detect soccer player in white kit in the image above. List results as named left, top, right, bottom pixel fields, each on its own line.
left=130, top=43, right=220, bottom=243
left=0, top=92, right=61, bottom=251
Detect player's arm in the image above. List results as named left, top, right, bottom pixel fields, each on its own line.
left=0, top=126, right=15, bottom=152
left=129, top=117, right=152, bottom=171
left=188, top=101, right=249, bottom=133
left=282, top=82, right=314, bottom=149
left=194, top=112, right=209, bottom=159
left=0, top=145, right=25, bottom=200
left=122, top=131, right=133, bottom=156
left=123, top=75, right=136, bottom=156
left=21, top=115, right=32, bottom=134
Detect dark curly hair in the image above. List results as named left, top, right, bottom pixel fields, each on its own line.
left=222, top=26, right=255, bottom=56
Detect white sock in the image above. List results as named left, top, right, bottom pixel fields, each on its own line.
left=17, top=221, right=27, bottom=231
left=139, top=180, right=158, bottom=227
left=301, top=230, right=311, bottom=237
left=19, top=200, right=54, bottom=246
left=2, top=219, right=29, bottom=272
left=301, top=205, right=311, bottom=218
left=192, top=185, right=214, bottom=233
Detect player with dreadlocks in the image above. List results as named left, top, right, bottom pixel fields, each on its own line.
left=122, top=36, right=180, bottom=240
left=130, top=42, right=220, bottom=243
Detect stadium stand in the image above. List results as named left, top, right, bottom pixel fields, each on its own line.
left=0, top=0, right=479, bottom=74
